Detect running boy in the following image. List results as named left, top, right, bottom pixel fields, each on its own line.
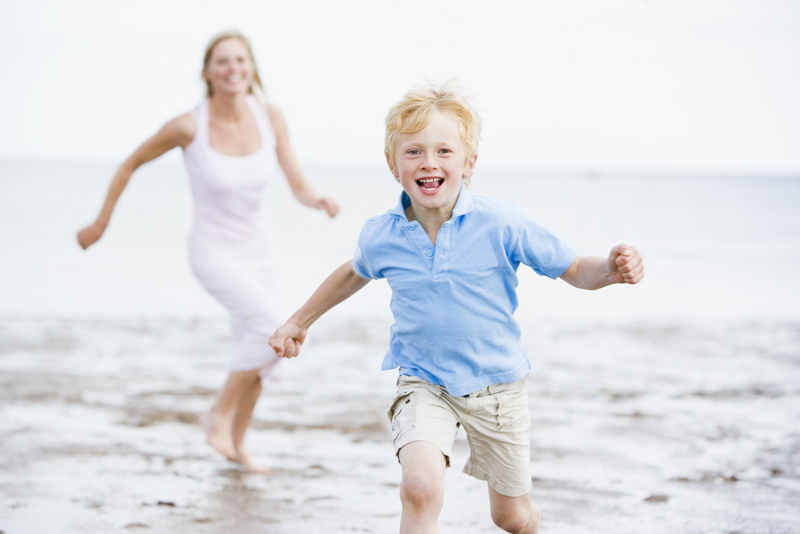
left=269, top=81, right=644, bottom=534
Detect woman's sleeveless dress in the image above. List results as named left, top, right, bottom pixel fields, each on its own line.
left=182, top=96, right=285, bottom=379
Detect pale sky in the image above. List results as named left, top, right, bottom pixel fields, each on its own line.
left=2, top=0, right=799, bottom=174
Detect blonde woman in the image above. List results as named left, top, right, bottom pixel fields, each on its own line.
left=77, top=30, right=338, bottom=473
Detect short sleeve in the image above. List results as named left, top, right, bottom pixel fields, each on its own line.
left=352, top=222, right=385, bottom=280
left=510, top=205, right=577, bottom=279
left=352, top=243, right=380, bottom=280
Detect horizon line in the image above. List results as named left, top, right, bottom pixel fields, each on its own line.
left=1, top=156, right=798, bottom=180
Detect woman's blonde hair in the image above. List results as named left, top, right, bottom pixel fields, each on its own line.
left=385, top=80, right=482, bottom=184
left=202, top=30, right=266, bottom=98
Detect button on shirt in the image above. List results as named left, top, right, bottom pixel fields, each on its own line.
left=352, top=184, right=577, bottom=396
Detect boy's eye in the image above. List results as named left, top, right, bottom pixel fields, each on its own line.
left=408, top=149, right=420, bottom=155
left=440, top=149, right=451, bottom=154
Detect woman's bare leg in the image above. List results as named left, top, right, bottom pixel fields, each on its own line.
left=202, top=369, right=260, bottom=460
left=231, top=377, right=272, bottom=473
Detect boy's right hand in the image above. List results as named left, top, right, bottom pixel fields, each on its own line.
left=269, top=322, right=307, bottom=359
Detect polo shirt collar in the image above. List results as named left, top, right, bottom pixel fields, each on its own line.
left=388, top=183, right=475, bottom=221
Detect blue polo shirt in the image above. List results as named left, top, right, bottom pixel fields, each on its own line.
left=352, top=184, right=577, bottom=396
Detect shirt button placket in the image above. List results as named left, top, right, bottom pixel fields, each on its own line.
left=433, top=225, right=450, bottom=278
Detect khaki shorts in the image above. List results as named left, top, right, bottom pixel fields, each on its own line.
left=387, top=375, right=532, bottom=497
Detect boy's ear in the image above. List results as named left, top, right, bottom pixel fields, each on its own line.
left=463, top=153, right=478, bottom=178
left=386, top=154, right=400, bottom=179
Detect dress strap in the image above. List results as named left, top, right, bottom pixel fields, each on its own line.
left=245, top=95, right=276, bottom=152
left=193, top=99, right=210, bottom=147
left=183, top=99, right=208, bottom=154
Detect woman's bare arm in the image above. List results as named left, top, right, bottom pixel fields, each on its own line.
left=77, top=114, right=196, bottom=249
left=268, top=104, right=339, bottom=218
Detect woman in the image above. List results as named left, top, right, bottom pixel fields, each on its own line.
left=77, top=30, right=339, bottom=473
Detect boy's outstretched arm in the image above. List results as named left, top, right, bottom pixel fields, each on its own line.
left=560, top=243, right=644, bottom=290
left=269, top=260, right=370, bottom=358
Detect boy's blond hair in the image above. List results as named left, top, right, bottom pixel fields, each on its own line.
left=385, top=80, right=482, bottom=185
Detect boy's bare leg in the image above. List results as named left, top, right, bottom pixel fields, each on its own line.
left=231, top=377, right=272, bottom=474
left=202, top=369, right=260, bottom=460
left=488, top=486, right=541, bottom=534
left=398, top=441, right=447, bottom=534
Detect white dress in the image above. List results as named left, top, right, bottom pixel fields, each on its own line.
left=182, top=96, right=284, bottom=379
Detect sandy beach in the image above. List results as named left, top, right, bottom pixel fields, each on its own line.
left=1, top=314, right=798, bottom=533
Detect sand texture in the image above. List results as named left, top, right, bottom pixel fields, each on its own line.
left=1, top=315, right=798, bottom=533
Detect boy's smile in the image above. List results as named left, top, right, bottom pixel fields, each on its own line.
left=389, top=110, right=477, bottom=224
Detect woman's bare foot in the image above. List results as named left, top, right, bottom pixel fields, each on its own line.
left=234, top=446, right=273, bottom=474
left=201, top=411, right=236, bottom=460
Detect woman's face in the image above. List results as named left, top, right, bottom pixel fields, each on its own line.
left=204, top=38, right=254, bottom=97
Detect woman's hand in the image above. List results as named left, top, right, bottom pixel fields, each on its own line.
left=318, top=197, right=340, bottom=218
left=77, top=222, right=106, bottom=250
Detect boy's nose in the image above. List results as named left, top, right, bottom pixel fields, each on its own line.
left=421, top=154, right=438, bottom=169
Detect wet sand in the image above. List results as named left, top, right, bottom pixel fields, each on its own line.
left=1, top=315, right=798, bottom=533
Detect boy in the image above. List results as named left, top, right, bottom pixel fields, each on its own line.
left=269, top=81, right=644, bottom=534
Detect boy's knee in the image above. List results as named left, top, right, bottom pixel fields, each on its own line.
left=494, top=515, right=528, bottom=534
left=493, top=501, right=541, bottom=534
left=400, top=471, right=444, bottom=511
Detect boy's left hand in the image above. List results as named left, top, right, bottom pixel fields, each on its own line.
left=608, top=243, right=644, bottom=284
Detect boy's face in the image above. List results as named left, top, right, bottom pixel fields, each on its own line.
left=388, top=110, right=477, bottom=219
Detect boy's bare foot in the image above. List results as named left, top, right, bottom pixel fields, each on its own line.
left=201, top=412, right=235, bottom=460
left=234, top=447, right=273, bottom=474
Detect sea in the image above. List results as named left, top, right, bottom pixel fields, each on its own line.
left=2, top=159, right=798, bottom=321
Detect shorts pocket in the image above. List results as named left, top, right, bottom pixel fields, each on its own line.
left=388, top=391, right=415, bottom=440
left=495, top=385, right=530, bottom=432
